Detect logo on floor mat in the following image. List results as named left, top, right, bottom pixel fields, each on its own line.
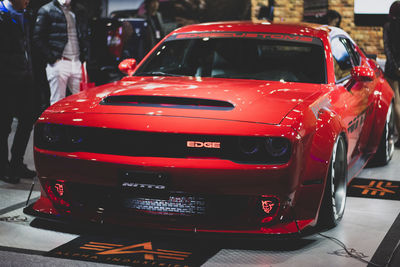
left=47, top=235, right=220, bottom=266
left=79, top=241, right=191, bottom=261
left=352, top=180, right=398, bottom=196
left=348, top=178, right=400, bottom=200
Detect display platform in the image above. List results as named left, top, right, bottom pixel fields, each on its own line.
left=1, top=122, right=400, bottom=267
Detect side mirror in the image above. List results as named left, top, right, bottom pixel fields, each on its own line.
left=118, top=59, right=137, bottom=76
left=351, top=66, right=375, bottom=82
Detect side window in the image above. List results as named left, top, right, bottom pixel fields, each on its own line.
left=331, top=37, right=353, bottom=82
left=351, top=43, right=361, bottom=66
left=342, top=38, right=361, bottom=66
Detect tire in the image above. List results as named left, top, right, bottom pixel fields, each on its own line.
left=318, top=135, right=348, bottom=229
left=369, top=103, right=395, bottom=166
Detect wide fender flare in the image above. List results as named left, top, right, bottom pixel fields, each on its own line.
left=284, top=106, right=347, bottom=221
left=367, top=79, right=394, bottom=151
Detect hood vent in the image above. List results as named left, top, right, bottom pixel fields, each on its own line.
left=101, top=95, right=234, bottom=110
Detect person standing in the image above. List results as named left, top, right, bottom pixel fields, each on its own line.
left=383, top=1, right=400, bottom=147
left=0, top=0, right=37, bottom=184
left=174, top=0, right=206, bottom=26
left=142, top=0, right=165, bottom=54
left=257, top=0, right=274, bottom=21
left=33, top=0, right=89, bottom=105
left=27, top=0, right=53, bottom=116
left=325, top=10, right=342, bottom=28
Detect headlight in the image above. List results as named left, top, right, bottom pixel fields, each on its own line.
left=236, top=136, right=291, bottom=164
left=36, top=124, right=84, bottom=151
left=265, top=137, right=290, bottom=157
left=68, top=127, right=85, bottom=145
left=42, top=124, right=65, bottom=144
left=239, top=137, right=260, bottom=155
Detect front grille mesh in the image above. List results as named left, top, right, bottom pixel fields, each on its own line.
left=54, top=183, right=258, bottom=222
left=123, top=196, right=206, bottom=216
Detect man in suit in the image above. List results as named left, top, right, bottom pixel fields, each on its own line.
left=0, top=0, right=37, bottom=184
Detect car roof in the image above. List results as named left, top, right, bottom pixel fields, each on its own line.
left=327, top=26, right=356, bottom=43
left=172, top=21, right=331, bottom=40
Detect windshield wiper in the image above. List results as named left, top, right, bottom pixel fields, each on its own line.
left=135, top=71, right=183, bottom=77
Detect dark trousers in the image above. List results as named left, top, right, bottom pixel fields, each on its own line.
left=0, top=83, right=35, bottom=175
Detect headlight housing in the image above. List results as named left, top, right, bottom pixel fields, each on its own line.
left=237, top=136, right=291, bottom=164
left=35, top=123, right=87, bottom=151
left=265, top=137, right=290, bottom=157
left=35, top=123, right=291, bottom=164
left=42, top=124, right=64, bottom=144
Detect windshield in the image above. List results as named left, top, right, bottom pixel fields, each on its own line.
left=135, top=35, right=326, bottom=84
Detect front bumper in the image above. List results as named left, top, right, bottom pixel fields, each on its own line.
left=24, top=196, right=315, bottom=235
left=28, top=149, right=320, bottom=234
left=30, top=117, right=326, bottom=234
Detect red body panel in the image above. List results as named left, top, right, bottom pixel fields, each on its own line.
left=46, top=78, right=321, bottom=125
left=30, top=22, right=394, bottom=234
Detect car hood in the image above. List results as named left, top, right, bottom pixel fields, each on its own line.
left=46, top=76, right=321, bottom=125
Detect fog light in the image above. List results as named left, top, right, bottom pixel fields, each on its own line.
left=259, top=195, right=279, bottom=223
left=44, top=180, right=70, bottom=207
left=54, top=182, right=64, bottom=197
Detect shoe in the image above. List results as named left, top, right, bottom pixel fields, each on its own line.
left=1, top=174, right=20, bottom=184
left=9, top=164, right=36, bottom=179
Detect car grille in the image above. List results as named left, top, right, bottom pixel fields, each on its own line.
left=122, top=196, right=206, bottom=216
left=35, top=124, right=291, bottom=164
left=52, top=182, right=260, bottom=222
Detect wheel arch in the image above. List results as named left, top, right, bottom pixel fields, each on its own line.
left=367, top=79, right=395, bottom=152
left=290, top=107, right=348, bottom=224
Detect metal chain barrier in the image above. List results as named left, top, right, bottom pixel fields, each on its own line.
left=0, top=215, right=28, bottom=222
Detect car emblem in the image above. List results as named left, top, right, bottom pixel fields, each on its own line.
left=54, top=183, right=64, bottom=197
left=187, top=141, right=221, bottom=149
left=261, top=200, right=275, bottom=214
left=122, top=182, right=166, bottom=190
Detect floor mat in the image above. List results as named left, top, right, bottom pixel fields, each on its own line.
left=348, top=178, right=400, bottom=200
left=45, top=234, right=220, bottom=266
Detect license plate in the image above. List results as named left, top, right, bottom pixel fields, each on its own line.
left=120, top=170, right=169, bottom=195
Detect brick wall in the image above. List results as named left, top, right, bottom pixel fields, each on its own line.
left=328, top=0, right=384, bottom=58
left=251, top=0, right=385, bottom=58
left=252, top=0, right=304, bottom=23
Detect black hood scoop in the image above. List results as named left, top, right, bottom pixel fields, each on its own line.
left=101, top=95, right=235, bottom=110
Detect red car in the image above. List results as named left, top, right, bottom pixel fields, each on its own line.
left=26, top=22, right=395, bottom=235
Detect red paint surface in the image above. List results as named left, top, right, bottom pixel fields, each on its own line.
left=31, top=22, right=394, bottom=234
